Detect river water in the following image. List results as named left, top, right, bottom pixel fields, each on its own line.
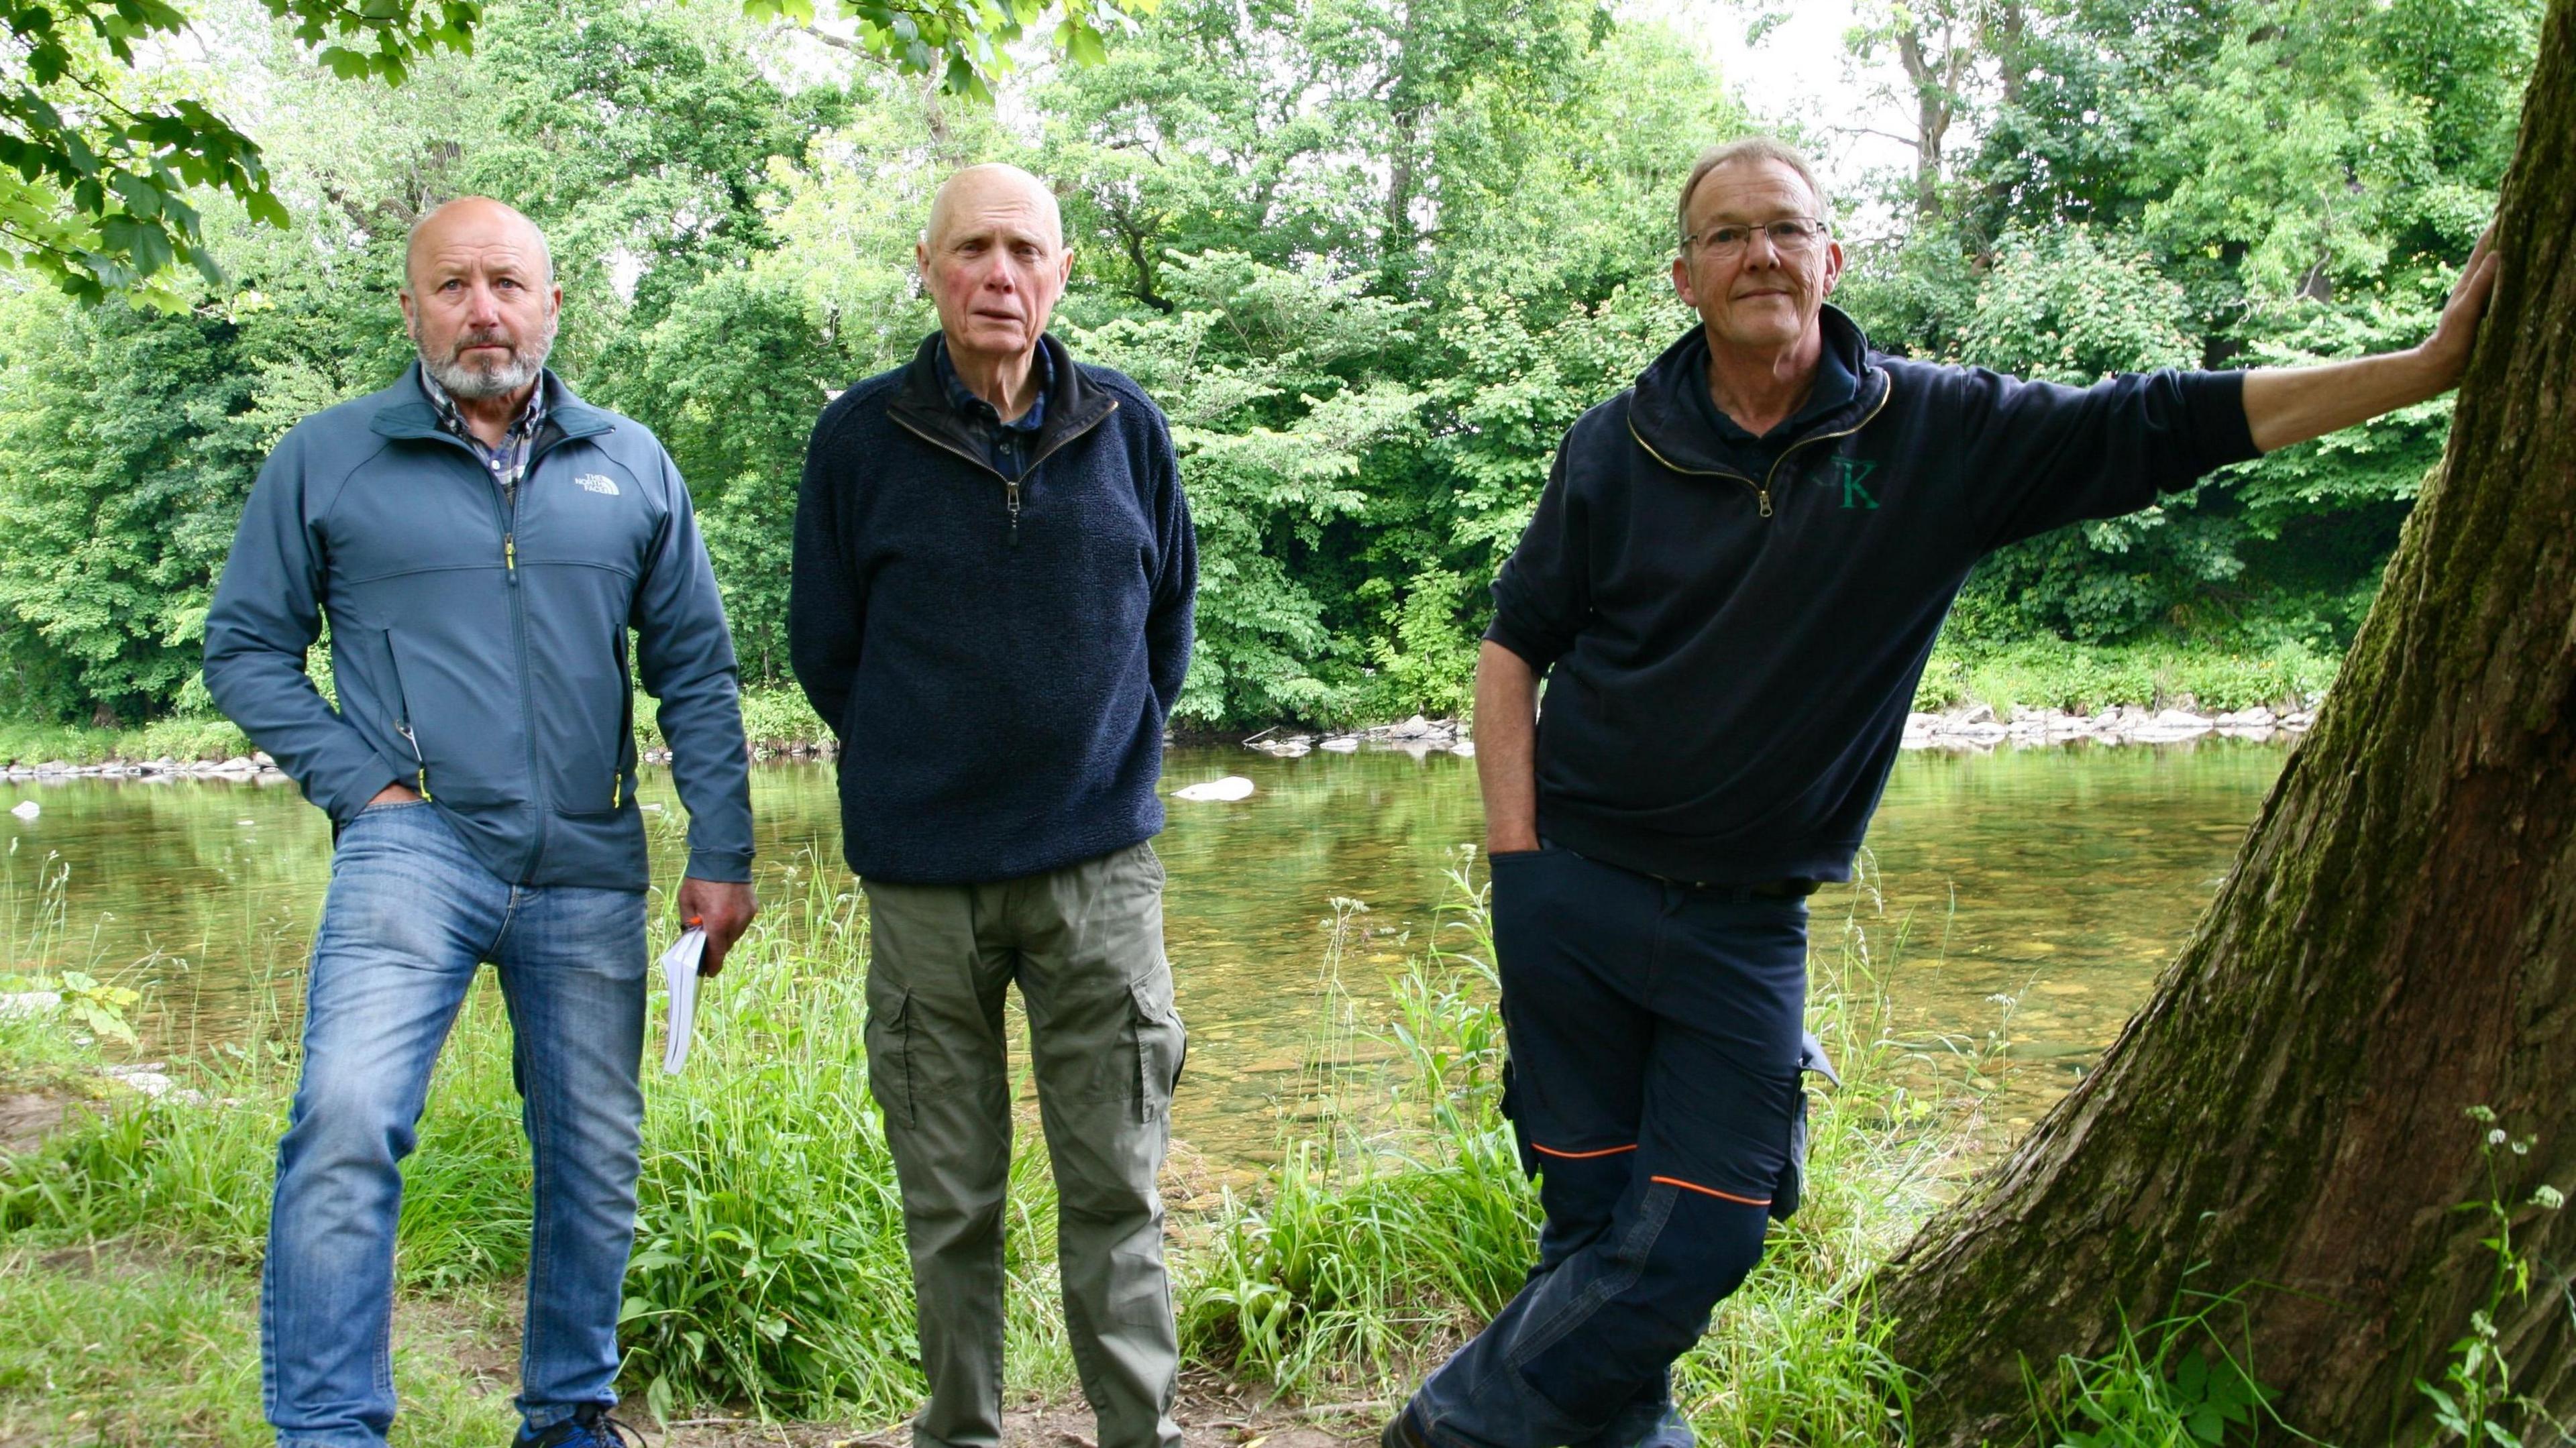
left=1, top=740, right=2285, bottom=1170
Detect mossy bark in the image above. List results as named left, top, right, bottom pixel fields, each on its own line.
left=1875, top=6, right=2576, bottom=1442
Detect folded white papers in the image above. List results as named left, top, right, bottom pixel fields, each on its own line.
left=658, top=927, right=706, bottom=1075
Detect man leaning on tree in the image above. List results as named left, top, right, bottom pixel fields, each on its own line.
left=1379, top=136, right=2500, bottom=1448
left=788, top=163, right=1197, bottom=1448
left=203, top=197, right=758, bottom=1448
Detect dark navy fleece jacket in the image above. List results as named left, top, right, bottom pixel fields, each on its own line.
left=1486, top=308, right=2261, bottom=885
left=790, top=333, right=1195, bottom=885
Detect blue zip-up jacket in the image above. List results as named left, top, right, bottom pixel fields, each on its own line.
left=1487, top=308, right=2261, bottom=885
left=204, top=364, right=755, bottom=889
left=790, top=332, right=1195, bottom=885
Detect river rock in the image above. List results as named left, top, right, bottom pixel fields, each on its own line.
left=0, top=990, right=60, bottom=1015
left=1451, top=740, right=1475, bottom=757
left=36, top=760, right=69, bottom=775
left=1171, top=776, right=1256, bottom=803
left=9, top=800, right=35, bottom=820
left=2213, top=706, right=2275, bottom=728
left=1320, top=736, right=1359, bottom=753
left=2133, top=709, right=2215, bottom=742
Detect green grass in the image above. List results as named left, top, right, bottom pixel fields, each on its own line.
left=0, top=1246, right=519, bottom=1447
left=0, top=715, right=254, bottom=767
left=1913, top=635, right=2341, bottom=717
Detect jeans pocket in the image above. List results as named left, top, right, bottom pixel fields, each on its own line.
left=1128, top=976, right=1185, bottom=1123
left=865, top=987, right=915, bottom=1129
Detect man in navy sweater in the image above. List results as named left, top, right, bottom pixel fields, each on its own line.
left=1384, top=137, right=2499, bottom=1448
left=788, top=164, right=1195, bottom=1448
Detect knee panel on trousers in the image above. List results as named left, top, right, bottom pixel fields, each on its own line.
left=1516, top=1188, right=1771, bottom=1428
left=1530, top=1150, right=1635, bottom=1272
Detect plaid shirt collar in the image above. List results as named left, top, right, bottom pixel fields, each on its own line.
left=418, top=366, right=549, bottom=491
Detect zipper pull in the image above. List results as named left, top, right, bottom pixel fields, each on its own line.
left=396, top=722, right=431, bottom=801
left=1007, top=480, right=1022, bottom=548
left=504, top=533, right=518, bottom=579
left=1758, top=489, right=1773, bottom=518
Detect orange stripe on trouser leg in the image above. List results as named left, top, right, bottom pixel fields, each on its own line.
left=1650, top=1174, right=1770, bottom=1207
left=1530, top=1142, right=1639, bottom=1160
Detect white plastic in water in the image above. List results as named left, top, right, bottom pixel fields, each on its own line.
left=8, top=801, right=36, bottom=820
left=1170, top=776, right=1256, bottom=802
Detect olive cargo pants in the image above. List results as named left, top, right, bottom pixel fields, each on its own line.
left=861, top=842, right=1187, bottom=1448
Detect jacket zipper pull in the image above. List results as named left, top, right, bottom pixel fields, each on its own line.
left=504, top=533, right=519, bottom=580
left=396, top=722, right=432, bottom=801
left=1758, top=488, right=1773, bottom=518
left=1007, top=480, right=1022, bottom=547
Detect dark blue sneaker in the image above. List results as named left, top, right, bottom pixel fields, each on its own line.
left=514, top=1403, right=645, bottom=1448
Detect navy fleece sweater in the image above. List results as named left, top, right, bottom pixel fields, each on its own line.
left=790, top=333, right=1196, bottom=885
left=1487, top=309, right=2261, bottom=885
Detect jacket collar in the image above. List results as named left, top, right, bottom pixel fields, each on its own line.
left=887, top=331, right=1117, bottom=477
left=1629, top=305, right=1888, bottom=478
left=369, top=361, right=616, bottom=443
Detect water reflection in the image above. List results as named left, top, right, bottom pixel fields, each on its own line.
left=1, top=741, right=2282, bottom=1167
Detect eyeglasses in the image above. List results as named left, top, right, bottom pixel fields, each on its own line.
left=1684, top=218, right=1831, bottom=259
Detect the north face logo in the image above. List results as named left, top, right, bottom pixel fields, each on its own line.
left=573, top=474, right=619, bottom=496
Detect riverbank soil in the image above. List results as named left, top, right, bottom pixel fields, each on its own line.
left=1878, top=15, right=2576, bottom=1442
left=658, top=1372, right=1373, bottom=1447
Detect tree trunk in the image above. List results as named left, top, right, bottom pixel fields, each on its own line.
left=1877, top=6, right=2576, bottom=1444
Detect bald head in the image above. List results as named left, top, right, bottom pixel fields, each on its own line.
left=917, top=164, right=1071, bottom=372
left=405, top=197, right=553, bottom=295
left=924, top=164, right=1063, bottom=254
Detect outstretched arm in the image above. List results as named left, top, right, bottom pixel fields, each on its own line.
left=2243, top=234, right=2500, bottom=453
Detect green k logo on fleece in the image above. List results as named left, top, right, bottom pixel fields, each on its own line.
left=1833, top=456, right=1880, bottom=510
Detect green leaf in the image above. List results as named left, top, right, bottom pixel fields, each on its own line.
left=243, top=189, right=291, bottom=229
left=107, top=172, right=162, bottom=219
left=318, top=45, right=374, bottom=79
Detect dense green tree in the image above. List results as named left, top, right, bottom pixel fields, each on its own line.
left=0, top=293, right=259, bottom=723
left=1839, top=0, right=2543, bottom=656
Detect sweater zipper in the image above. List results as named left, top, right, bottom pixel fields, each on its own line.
left=1626, top=373, right=1893, bottom=517
left=890, top=399, right=1122, bottom=547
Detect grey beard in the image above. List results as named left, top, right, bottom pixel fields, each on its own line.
left=421, top=336, right=552, bottom=399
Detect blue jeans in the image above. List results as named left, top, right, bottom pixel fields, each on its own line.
left=262, top=800, right=649, bottom=1448
left=1409, top=846, right=1809, bottom=1448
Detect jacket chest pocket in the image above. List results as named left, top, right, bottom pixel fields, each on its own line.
left=515, top=461, right=650, bottom=575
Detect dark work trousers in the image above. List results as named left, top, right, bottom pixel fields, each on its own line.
left=1408, top=845, right=1809, bottom=1448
